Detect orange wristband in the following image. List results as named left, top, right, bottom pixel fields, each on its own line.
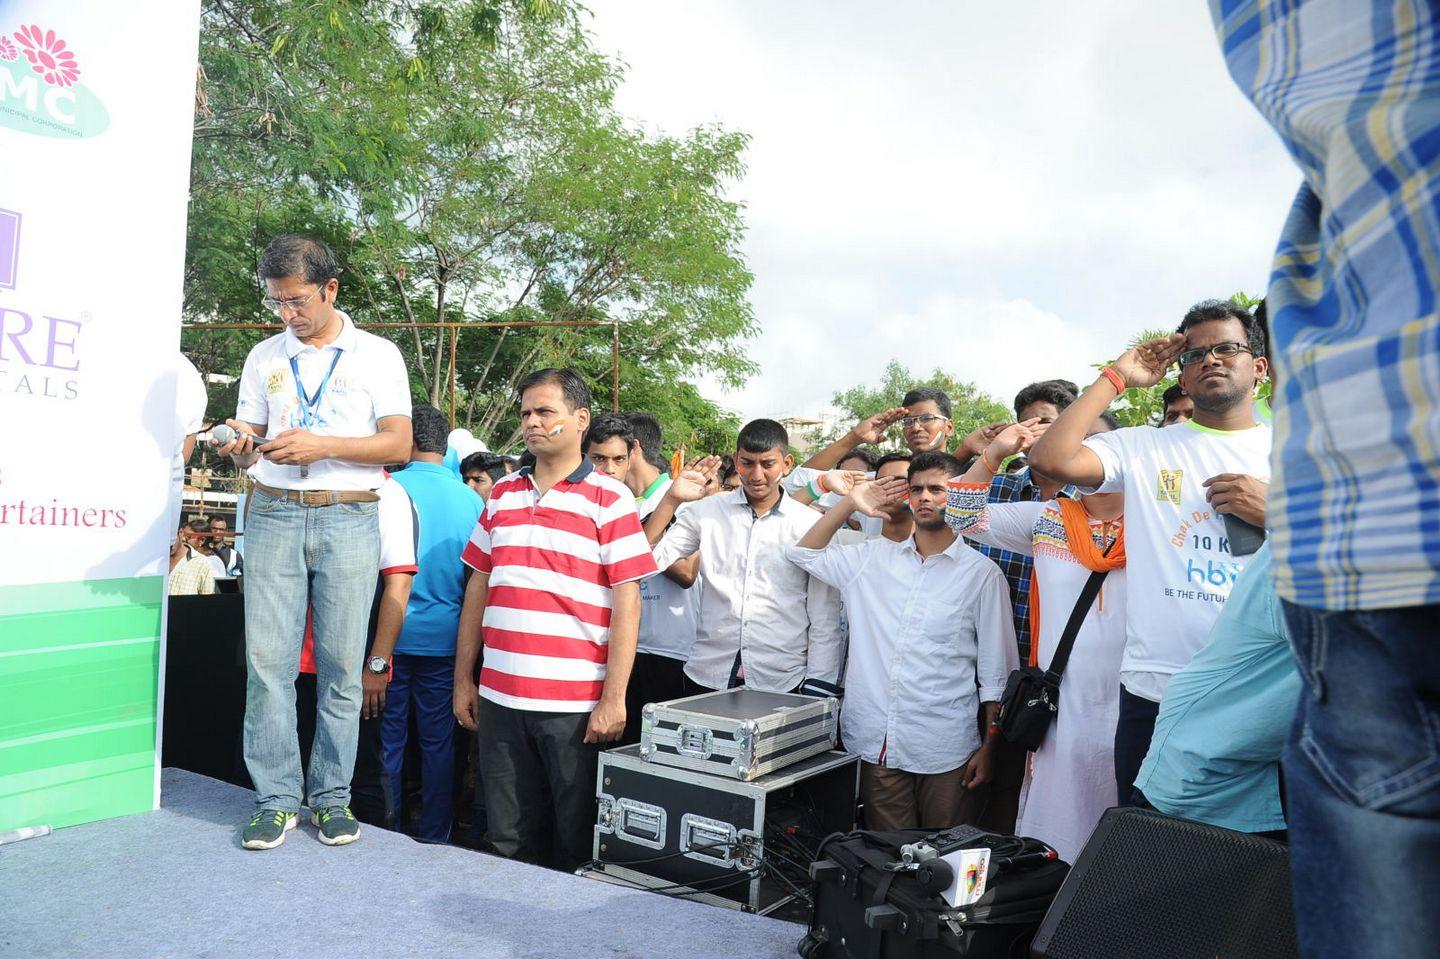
left=980, top=449, right=998, bottom=473
left=1099, top=366, right=1126, bottom=395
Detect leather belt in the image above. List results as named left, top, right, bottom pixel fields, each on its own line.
left=252, top=481, right=381, bottom=507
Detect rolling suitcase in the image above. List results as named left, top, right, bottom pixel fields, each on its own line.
left=799, top=827, right=1068, bottom=958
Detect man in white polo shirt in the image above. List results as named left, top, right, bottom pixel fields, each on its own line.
left=453, top=368, right=656, bottom=871
left=217, top=235, right=412, bottom=850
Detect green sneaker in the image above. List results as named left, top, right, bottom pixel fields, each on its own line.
left=241, top=809, right=298, bottom=850
left=310, top=805, right=361, bottom=846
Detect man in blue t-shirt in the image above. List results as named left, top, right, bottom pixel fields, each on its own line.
left=387, top=404, right=485, bottom=842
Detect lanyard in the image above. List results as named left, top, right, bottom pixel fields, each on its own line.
left=289, top=349, right=343, bottom=430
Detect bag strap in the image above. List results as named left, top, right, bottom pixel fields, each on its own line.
left=1044, top=542, right=1115, bottom=680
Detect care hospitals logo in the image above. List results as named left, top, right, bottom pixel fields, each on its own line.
left=0, top=209, right=84, bottom=402
left=0, top=24, right=109, bottom=139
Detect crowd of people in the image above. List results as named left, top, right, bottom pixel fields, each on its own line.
left=144, top=6, right=1440, bottom=955
left=190, top=233, right=1298, bottom=885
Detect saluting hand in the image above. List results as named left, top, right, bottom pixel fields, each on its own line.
left=847, top=475, right=908, bottom=517
left=849, top=407, right=908, bottom=445
left=1111, top=333, right=1186, bottom=389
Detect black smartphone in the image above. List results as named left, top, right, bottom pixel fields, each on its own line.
left=1223, top=513, right=1267, bottom=557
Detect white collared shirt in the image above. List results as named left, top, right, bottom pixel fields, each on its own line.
left=788, top=533, right=1018, bottom=774
left=236, top=310, right=411, bottom=491
left=652, top=489, right=843, bottom=693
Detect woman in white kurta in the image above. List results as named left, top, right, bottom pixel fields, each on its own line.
left=945, top=425, right=1127, bottom=864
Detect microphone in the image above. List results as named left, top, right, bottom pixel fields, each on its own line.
left=210, top=424, right=272, bottom=449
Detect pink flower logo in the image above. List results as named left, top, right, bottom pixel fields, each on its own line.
left=0, top=36, right=17, bottom=62
left=12, top=25, right=80, bottom=88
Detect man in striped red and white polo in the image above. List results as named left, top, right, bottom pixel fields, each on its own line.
left=452, top=368, right=656, bottom=871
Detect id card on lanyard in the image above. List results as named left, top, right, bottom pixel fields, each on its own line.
left=289, top=349, right=342, bottom=479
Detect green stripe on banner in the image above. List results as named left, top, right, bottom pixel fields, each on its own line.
left=0, top=577, right=164, bottom=832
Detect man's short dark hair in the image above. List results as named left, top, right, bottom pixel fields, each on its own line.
left=839, top=446, right=880, bottom=471
left=625, top=412, right=665, bottom=470
left=737, top=418, right=789, bottom=455
left=874, top=450, right=913, bottom=474
left=1161, top=383, right=1186, bottom=410
left=502, top=456, right=520, bottom=472
left=409, top=403, right=451, bottom=455
left=186, top=518, right=211, bottom=534
left=516, top=368, right=590, bottom=412
left=1096, top=411, right=1121, bottom=432
left=1013, top=379, right=1079, bottom=418
left=208, top=516, right=228, bottom=528
left=717, top=454, right=737, bottom=485
left=908, top=450, right=965, bottom=479
left=900, top=386, right=952, bottom=419
left=518, top=450, right=537, bottom=470
left=584, top=412, right=634, bottom=453
left=461, top=450, right=507, bottom=482
left=1177, top=299, right=1267, bottom=358
left=257, top=234, right=340, bottom=286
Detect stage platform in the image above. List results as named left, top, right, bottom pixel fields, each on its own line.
left=2, top=768, right=802, bottom=959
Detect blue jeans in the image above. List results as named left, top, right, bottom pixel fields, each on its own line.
left=381, top=653, right=456, bottom=842
left=1282, top=602, right=1440, bottom=959
left=242, top=489, right=379, bottom=813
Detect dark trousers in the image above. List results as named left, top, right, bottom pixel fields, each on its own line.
left=381, top=653, right=455, bottom=842
left=1114, top=685, right=1161, bottom=806
left=295, top=672, right=393, bottom=828
left=976, top=736, right=1026, bottom=834
left=477, top=697, right=600, bottom=872
left=622, top=652, right=690, bottom=745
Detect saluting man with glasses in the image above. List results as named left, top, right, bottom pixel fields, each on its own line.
left=215, top=235, right=413, bottom=850
left=1028, top=298, right=1272, bottom=808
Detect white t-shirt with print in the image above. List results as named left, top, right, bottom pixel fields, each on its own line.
left=1081, top=420, right=1272, bottom=702
left=236, top=311, right=411, bottom=491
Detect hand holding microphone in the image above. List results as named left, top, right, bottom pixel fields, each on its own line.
left=211, top=421, right=268, bottom=466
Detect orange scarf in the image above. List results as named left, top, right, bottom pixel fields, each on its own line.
left=1027, top=499, right=1126, bottom=666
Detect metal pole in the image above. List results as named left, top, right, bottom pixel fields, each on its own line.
left=448, top=324, right=458, bottom=426
left=612, top=322, right=620, bottom=412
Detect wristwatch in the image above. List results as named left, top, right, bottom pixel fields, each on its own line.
left=366, top=656, right=390, bottom=675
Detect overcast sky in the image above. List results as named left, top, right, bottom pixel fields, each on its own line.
left=586, top=1, right=1300, bottom=424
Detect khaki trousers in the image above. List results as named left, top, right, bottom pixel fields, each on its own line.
left=860, top=760, right=985, bottom=832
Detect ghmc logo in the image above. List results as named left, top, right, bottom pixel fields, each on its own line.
left=0, top=24, right=109, bottom=138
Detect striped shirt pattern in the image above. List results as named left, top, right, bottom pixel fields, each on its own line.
left=461, top=461, right=658, bottom=712
left=1215, top=0, right=1440, bottom=609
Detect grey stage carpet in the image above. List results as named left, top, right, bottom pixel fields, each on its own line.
left=1, top=768, right=801, bottom=959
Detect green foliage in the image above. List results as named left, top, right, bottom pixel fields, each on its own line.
left=187, top=0, right=755, bottom=452
left=825, top=361, right=1011, bottom=449
left=1096, top=292, right=1266, bottom=426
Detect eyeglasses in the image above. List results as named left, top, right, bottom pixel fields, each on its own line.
left=1178, top=341, right=1253, bottom=368
left=261, top=287, right=324, bottom=315
left=900, top=414, right=950, bottom=428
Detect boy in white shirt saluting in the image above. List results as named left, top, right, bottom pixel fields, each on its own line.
left=645, top=419, right=843, bottom=697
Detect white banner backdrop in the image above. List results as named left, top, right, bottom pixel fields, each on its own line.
left=0, top=0, right=201, bottom=831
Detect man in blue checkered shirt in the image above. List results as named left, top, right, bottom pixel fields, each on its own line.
left=1213, top=3, right=1440, bottom=956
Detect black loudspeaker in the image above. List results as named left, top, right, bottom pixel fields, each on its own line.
left=1031, top=807, right=1298, bottom=959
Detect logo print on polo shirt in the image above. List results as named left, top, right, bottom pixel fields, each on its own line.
left=266, top=367, right=286, bottom=395
left=1156, top=468, right=1183, bottom=506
